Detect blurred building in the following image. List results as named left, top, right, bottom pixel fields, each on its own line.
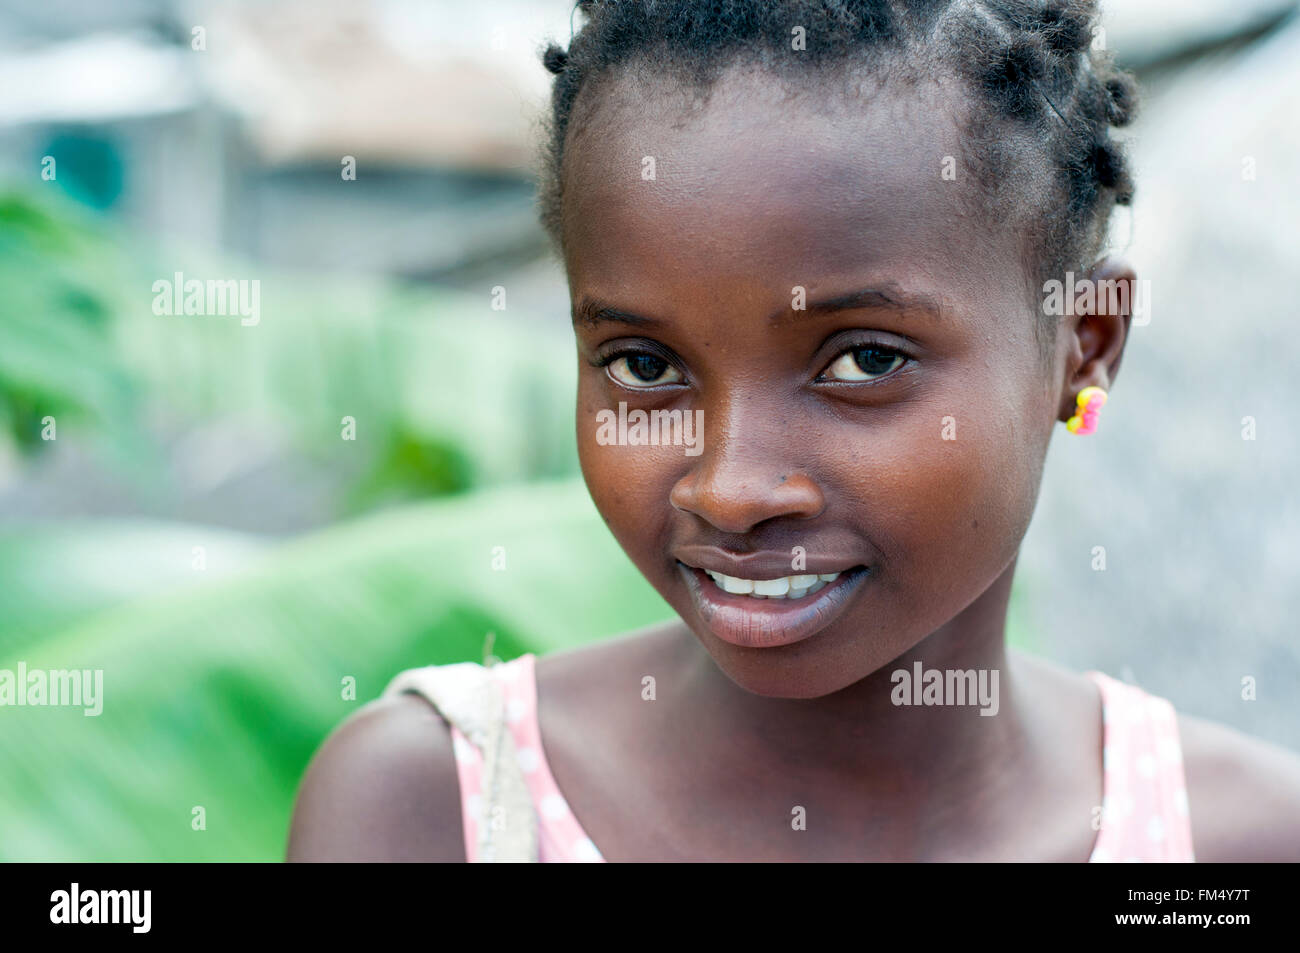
left=0, top=0, right=575, bottom=285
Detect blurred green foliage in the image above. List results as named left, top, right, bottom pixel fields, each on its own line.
left=0, top=481, right=674, bottom=861
left=0, top=187, right=582, bottom=500
left=0, top=192, right=141, bottom=456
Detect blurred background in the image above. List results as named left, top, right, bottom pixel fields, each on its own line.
left=0, top=0, right=1296, bottom=861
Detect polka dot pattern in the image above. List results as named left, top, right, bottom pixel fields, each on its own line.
left=515, top=746, right=541, bottom=773
left=1084, top=671, right=1196, bottom=863
left=446, top=654, right=606, bottom=863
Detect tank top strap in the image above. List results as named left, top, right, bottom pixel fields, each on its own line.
left=497, top=654, right=605, bottom=862
left=382, top=659, right=538, bottom=862
left=1084, top=670, right=1195, bottom=862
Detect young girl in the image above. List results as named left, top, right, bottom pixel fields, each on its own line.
left=287, top=0, right=1300, bottom=862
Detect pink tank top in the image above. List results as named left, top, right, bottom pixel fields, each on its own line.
left=438, top=654, right=1194, bottom=862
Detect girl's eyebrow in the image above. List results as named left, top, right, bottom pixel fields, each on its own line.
left=784, top=286, right=944, bottom=324
left=573, top=298, right=662, bottom=330
left=573, top=284, right=943, bottom=330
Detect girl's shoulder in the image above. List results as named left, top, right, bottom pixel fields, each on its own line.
left=1026, top=654, right=1300, bottom=861
left=286, top=689, right=466, bottom=862
left=284, top=626, right=675, bottom=863
left=1175, top=707, right=1300, bottom=861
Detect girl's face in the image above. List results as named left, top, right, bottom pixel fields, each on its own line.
left=564, top=66, right=1062, bottom=698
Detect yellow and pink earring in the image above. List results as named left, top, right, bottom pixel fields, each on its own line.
left=1066, top=385, right=1108, bottom=435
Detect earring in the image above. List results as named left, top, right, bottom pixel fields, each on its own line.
left=1067, top=386, right=1108, bottom=435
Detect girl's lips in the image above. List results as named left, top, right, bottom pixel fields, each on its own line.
left=676, top=561, right=869, bottom=649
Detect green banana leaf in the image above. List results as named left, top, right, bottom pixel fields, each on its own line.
left=0, top=521, right=268, bottom=660
left=0, top=478, right=674, bottom=861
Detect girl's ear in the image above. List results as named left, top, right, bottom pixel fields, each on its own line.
left=1057, top=255, right=1137, bottom=423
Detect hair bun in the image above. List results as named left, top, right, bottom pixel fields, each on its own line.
left=1036, top=0, right=1093, bottom=56
left=1089, top=139, right=1121, bottom=189
left=1104, top=74, right=1136, bottom=127
left=543, top=43, right=570, bottom=74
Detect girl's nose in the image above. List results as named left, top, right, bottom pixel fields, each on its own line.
left=669, top=429, right=824, bottom=534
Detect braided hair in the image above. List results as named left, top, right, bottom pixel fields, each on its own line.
left=536, top=0, right=1137, bottom=343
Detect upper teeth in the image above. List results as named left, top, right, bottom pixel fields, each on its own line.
left=704, top=570, right=841, bottom=599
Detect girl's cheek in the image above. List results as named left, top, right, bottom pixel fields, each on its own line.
left=580, top=447, right=690, bottom=598
left=577, top=384, right=680, bottom=549
left=840, top=407, right=1034, bottom=574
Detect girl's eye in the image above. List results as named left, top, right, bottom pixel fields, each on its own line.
left=822, top=345, right=906, bottom=382
left=606, top=353, right=684, bottom=388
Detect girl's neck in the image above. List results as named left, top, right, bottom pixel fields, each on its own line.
left=674, top=557, right=1031, bottom=798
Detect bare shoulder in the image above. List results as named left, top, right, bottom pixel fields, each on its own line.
left=1177, top=710, right=1300, bottom=861
left=286, top=691, right=465, bottom=862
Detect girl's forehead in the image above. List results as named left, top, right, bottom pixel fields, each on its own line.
left=561, top=66, right=1024, bottom=300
